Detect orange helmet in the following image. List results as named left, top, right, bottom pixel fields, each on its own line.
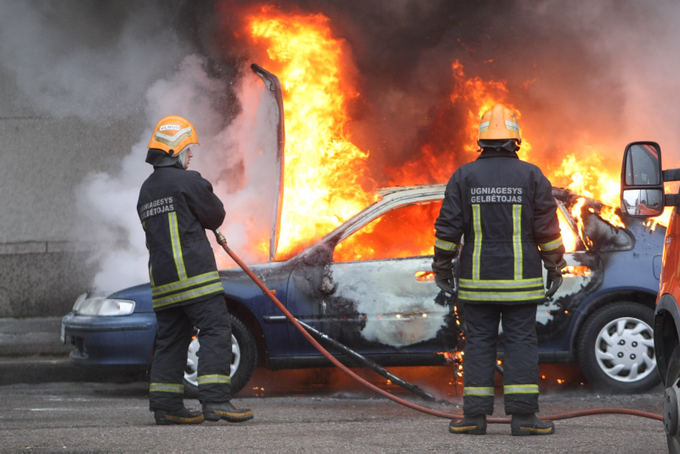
left=477, top=104, right=521, bottom=144
left=148, top=115, right=199, bottom=156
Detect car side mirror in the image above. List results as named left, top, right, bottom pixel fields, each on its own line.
left=620, top=141, right=665, bottom=218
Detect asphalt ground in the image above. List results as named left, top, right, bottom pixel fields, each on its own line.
left=0, top=381, right=667, bottom=454
left=0, top=316, right=670, bottom=452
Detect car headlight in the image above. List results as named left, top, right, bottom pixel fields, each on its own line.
left=72, top=293, right=136, bottom=316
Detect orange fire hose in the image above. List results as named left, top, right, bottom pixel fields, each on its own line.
left=214, top=231, right=663, bottom=423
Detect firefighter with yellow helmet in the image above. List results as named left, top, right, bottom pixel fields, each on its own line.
left=433, top=104, right=565, bottom=435
left=137, top=115, right=253, bottom=425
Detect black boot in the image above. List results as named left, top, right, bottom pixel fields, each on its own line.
left=511, top=413, right=554, bottom=436
left=153, top=407, right=204, bottom=425
left=449, top=415, right=487, bottom=435
left=203, top=401, right=253, bottom=422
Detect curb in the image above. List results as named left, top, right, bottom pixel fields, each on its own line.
left=0, top=356, right=146, bottom=385
left=0, top=316, right=70, bottom=357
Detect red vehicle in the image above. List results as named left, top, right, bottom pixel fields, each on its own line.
left=620, top=141, right=680, bottom=453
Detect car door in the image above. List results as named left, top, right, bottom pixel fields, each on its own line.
left=284, top=199, right=459, bottom=362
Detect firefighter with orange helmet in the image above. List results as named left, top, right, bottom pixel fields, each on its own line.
left=433, top=104, right=565, bottom=435
left=138, top=115, right=253, bottom=425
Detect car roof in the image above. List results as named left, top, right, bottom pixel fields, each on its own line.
left=375, top=183, right=446, bottom=199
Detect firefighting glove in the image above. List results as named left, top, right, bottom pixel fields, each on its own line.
left=544, top=257, right=567, bottom=298
left=432, top=253, right=457, bottom=295
left=435, top=274, right=455, bottom=295
left=541, top=251, right=566, bottom=299
left=545, top=268, right=562, bottom=298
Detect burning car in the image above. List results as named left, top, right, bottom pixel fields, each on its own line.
left=62, top=183, right=664, bottom=395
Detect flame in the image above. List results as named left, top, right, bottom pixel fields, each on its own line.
left=450, top=61, right=534, bottom=162
left=551, top=153, right=624, bottom=228
left=443, top=64, right=642, bottom=251
left=451, top=60, right=509, bottom=157
left=446, top=63, right=630, bottom=249
left=562, top=265, right=591, bottom=277
left=426, top=62, right=581, bottom=251
left=439, top=351, right=465, bottom=380
left=247, top=7, right=375, bottom=258
left=333, top=201, right=441, bottom=262
left=241, top=9, right=656, bottom=264
left=415, top=270, right=436, bottom=281
left=645, top=206, right=672, bottom=230
left=556, top=208, right=578, bottom=252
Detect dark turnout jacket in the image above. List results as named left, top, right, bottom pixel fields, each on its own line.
left=434, top=149, right=564, bottom=304
left=137, top=156, right=225, bottom=311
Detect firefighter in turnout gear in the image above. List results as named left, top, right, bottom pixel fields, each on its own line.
left=138, top=115, right=253, bottom=425
left=433, top=104, right=565, bottom=436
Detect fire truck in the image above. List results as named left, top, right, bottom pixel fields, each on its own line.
left=620, top=141, right=680, bottom=453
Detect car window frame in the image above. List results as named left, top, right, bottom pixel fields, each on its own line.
left=331, top=198, right=443, bottom=263
left=330, top=194, right=590, bottom=263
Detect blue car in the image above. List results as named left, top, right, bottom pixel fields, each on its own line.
left=61, top=184, right=664, bottom=394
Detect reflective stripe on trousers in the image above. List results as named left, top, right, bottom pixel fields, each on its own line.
left=462, top=303, right=539, bottom=416
left=149, top=382, right=184, bottom=394
left=197, top=374, right=231, bottom=385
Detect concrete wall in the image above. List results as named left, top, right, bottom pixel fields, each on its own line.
left=0, top=65, right=142, bottom=317
left=0, top=245, right=94, bottom=317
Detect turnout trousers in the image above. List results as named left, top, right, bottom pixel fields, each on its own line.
left=462, top=302, right=539, bottom=416
left=149, top=294, right=232, bottom=411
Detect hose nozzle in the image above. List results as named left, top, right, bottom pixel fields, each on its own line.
left=214, top=230, right=228, bottom=247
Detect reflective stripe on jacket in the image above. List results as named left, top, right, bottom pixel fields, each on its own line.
left=434, top=149, right=563, bottom=304
left=137, top=164, right=225, bottom=311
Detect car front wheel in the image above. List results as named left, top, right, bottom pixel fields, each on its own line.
left=183, top=313, right=257, bottom=397
left=577, top=301, right=659, bottom=393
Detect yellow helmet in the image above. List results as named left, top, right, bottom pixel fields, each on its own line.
left=478, top=104, right=521, bottom=144
left=148, top=115, right=199, bottom=156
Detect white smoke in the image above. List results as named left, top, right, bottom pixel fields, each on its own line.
left=76, top=56, right=280, bottom=293
left=73, top=54, right=225, bottom=293
left=201, top=71, right=283, bottom=269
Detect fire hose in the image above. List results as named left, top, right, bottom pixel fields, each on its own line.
left=214, top=230, right=663, bottom=424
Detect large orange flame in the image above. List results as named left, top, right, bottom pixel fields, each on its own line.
left=243, top=8, right=659, bottom=262
left=248, top=7, right=375, bottom=259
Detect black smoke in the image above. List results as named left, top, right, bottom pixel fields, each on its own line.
left=198, top=1, right=678, bottom=184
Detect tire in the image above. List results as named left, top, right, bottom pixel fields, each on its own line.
left=577, top=301, right=659, bottom=393
left=664, top=346, right=680, bottom=454
left=183, top=313, right=257, bottom=398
